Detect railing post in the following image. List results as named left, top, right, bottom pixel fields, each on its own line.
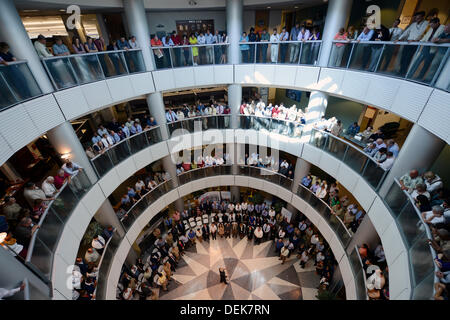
left=346, top=42, right=355, bottom=69
left=373, top=44, right=386, bottom=72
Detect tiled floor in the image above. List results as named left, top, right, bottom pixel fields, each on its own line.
left=158, top=237, right=320, bottom=300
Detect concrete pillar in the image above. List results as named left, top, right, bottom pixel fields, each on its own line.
left=46, top=121, right=98, bottom=184
left=305, top=91, right=328, bottom=125
left=94, top=199, right=126, bottom=238
left=226, top=0, right=243, bottom=64
left=96, top=14, right=110, bottom=45
left=318, top=0, right=354, bottom=67
left=378, top=124, right=446, bottom=197
left=231, top=186, right=241, bottom=202
left=146, top=92, right=169, bottom=140
left=0, top=0, right=53, bottom=93
left=345, top=215, right=380, bottom=255
left=292, top=158, right=312, bottom=194
left=123, top=0, right=155, bottom=71
left=161, top=155, right=184, bottom=212
left=228, top=84, right=242, bottom=129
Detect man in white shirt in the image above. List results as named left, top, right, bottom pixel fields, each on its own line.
left=422, top=206, right=445, bottom=226
left=204, top=30, right=214, bottom=64
left=398, top=11, right=429, bottom=74
left=92, top=235, right=106, bottom=252
left=34, top=34, right=53, bottom=58
left=128, top=36, right=140, bottom=49
left=389, top=18, right=404, bottom=41
left=378, top=151, right=395, bottom=170
left=254, top=226, right=264, bottom=245
left=270, top=28, right=279, bottom=63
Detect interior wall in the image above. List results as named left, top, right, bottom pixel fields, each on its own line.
left=146, top=10, right=226, bottom=35
left=273, top=88, right=309, bottom=111
left=348, top=0, right=403, bottom=29
left=324, top=96, right=365, bottom=130
left=430, top=144, right=450, bottom=187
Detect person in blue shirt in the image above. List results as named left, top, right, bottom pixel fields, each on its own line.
left=275, top=238, right=284, bottom=254
left=120, top=124, right=130, bottom=138
left=127, top=187, right=139, bottom=200
left=110, top=130, right=121, bottom=143
left=52, top=37, right=70, bottom=56
left=386, top=139, right=400, bottom=158
left=188, top=229, right=196, bottom=245
left=239, top=32, right=250, bottom=63
left=301, top=175, right=312, bottom=187
left=117, top=36, right=131, bottom=50
left=92, top=134, right=102, bottom=145
left=165, top=109, right=178, bottom=122
left=148, top=116, right=157, bottom=126
left=347, top=122, right=360, bottom=136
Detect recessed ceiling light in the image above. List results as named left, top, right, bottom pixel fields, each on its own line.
left=59, top=9, right=66, bottom=12
left=294, top=6, right=298, bottom=8
left=267, top=6, right=271, bottom=9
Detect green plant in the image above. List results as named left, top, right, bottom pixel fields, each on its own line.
left=82, top=221, right=104, bottom=247
left=248, top=192, right=264, bottom=204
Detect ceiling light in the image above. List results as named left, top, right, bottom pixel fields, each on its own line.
left=267, top=6, right=271, bottom=9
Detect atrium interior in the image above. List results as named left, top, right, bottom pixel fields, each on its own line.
left=0, top=0, right=449, bottom=302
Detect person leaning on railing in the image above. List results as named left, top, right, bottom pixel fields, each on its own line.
left=52, top=37, right=70, bottom=56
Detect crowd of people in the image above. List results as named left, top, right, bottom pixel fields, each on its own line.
left=301, top=173, right=365, bottom=233
left=151, top=30, right=229, bottom=67
left=331, top=11, right=450, bottom=82
left=115, top=170, right=171, bottom=219
left=239, top=24, right=321, bottom=64
left=165, top=101, right=231, bottom=124
left=115, top=195, right=337, bottom=300
left=398, top=169, right=450, bottom=299
left=0, top=160, right=85, bottom=260
left=72, top=225, right=115, bottom=300
left=313, top=116, right=400, bottom=171
left=358, top=243, right=389, bottom=300
left=85, top=115, right=158, bottom=160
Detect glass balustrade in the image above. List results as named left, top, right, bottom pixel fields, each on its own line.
left=239, top=41, right=321, bottom=65
left=0, top=61, right=42, bottom=111
left=167, top=115, right=231, bottom=136
left=349, top=246, right=368, bottom=300
left=42, top=49, right=146, bottom=90
left=25, top=170, right=93, bottom=281
left=308, top=128, right=388, bottom=191
left=383, top=178, right=437, bottom=300
left=90, top=126, right=162, bottom=179
left=329, top=41, right=450, bottom=91
left=152, top=44, right=230, bottom=70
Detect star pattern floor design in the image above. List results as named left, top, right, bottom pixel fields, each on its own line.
left=158, top=237, right=320, bottom=300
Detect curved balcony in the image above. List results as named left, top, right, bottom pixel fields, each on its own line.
left=89, top=126, right=163, bottom=178
left=23, top=126, right=162, bottom=285
left=0, top=61, right=43, bottom=111
left=384, top=178, right=438, bottom=300
left=328, top=40, right=450, bottom=92
left=42, top=49, right=146, bottom=90
left=94, top=164, right=364, bottom=300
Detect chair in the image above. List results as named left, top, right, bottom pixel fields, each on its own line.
left=189, top=217, right=196, bottom=228
left=202, top=214, right=209, bottom=224
left=196, top=216, right=202, bottom=227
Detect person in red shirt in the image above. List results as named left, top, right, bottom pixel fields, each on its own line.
left=54, top=169, right=71, bottom=189
left=271, top=105, right=279, bottom=117
left=170, top=31, right=182, bottom=66
left=151, top=35, right=164, bottom=68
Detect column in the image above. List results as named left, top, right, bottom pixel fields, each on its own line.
left=345, top=215, right=380, bottom=255
left=304, top=91, right=328, bottom=126
left=317, top=0, right=354, bottom=67
left=94, top=199, right=126, bottom=238
left=146, top=92, right=169, bottom=140
left=161, top=155, right=184, bottom=212
left=123, top=0, right=154, bottom=71
left=46, top=121, right=98, bottom=184
left=228, top=84, right=242, bottom=129
left=96, top=14, right=110, bottom=45
left=378, top=124, right=446, bottom=197
left=231, top=142, right=240, bottom=202
left=0, top=0, right=53, bottom=93
left=226, top=0, right=243, bottom=65
left=291, top=158, right=312, bottom=194
left=434, top=50, right=450, bottom=90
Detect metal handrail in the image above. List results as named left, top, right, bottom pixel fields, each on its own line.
left=93, top=228, right=116, bottom=298
left=0, top=60, right=30, bottom=66
left=311, top=128, right=388, bottom=172
left=150, top=43, right=230, bottom=49
left=353, top=245, right=369, bottom=300
left=239, top=40, right=322, bottom=44
left=40, top=48, right=143, bottom=61
left=332, top=40, right=450, bottom=47
left=89, top=125, right=161, bottom=162
left=166, top=114, right=231, bottom=125
left=119, top=179, right=173, bottom=223
left=297, top=182, right=352, bottom=239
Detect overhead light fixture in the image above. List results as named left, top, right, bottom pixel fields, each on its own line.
left=61, top=153, right=72, bottom=160
left=267, top=6, right=271, bottom=9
